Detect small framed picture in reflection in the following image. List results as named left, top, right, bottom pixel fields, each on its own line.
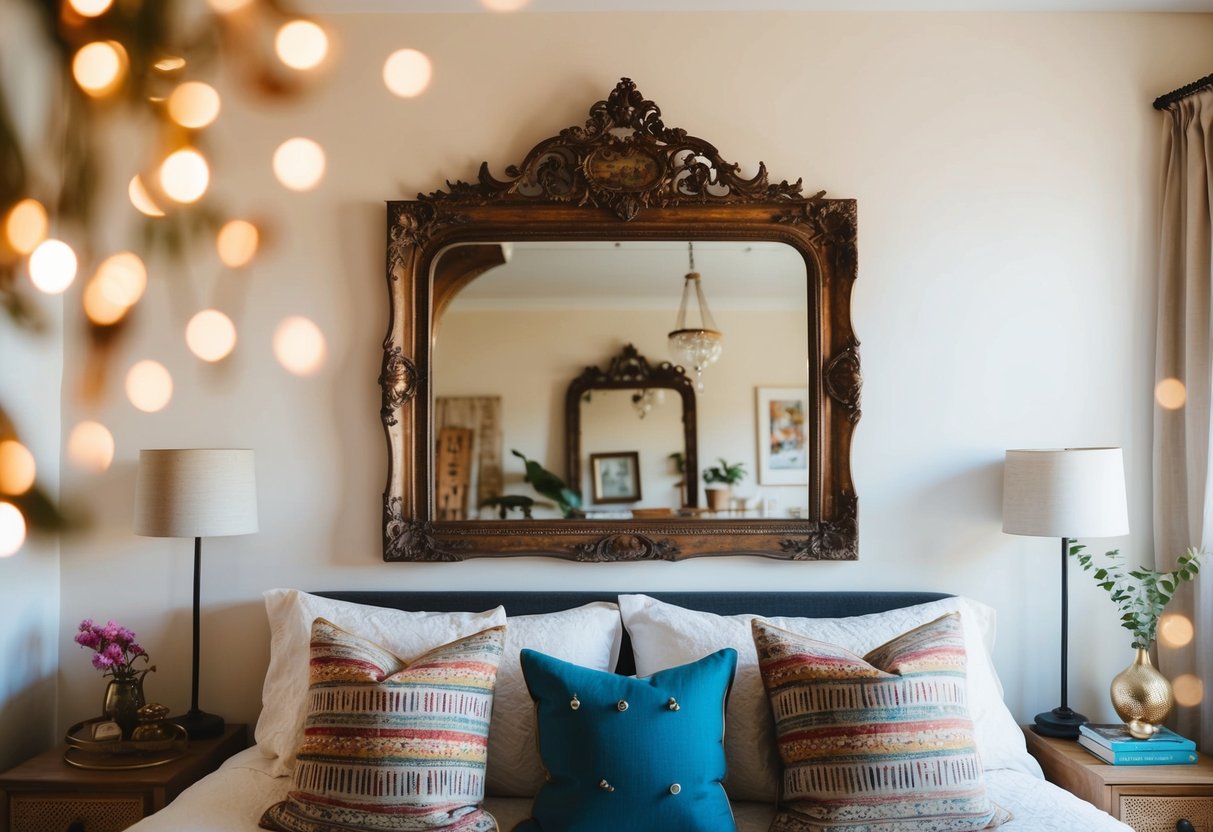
left=590, top=451, right=642, bottom=504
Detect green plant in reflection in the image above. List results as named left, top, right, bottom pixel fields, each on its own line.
left=511, top=450, right=582, bottom=518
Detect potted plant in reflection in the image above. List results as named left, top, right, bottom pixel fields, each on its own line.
left=702, top=458, right=746, bottom=512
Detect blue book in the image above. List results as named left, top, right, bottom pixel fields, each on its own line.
left=1079, top=723, right=1196, bottom=751
left=1078, top=735, right=1198, bottom=766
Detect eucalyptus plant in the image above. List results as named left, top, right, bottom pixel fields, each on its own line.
left=1070, top=544, right=1203, bottom=649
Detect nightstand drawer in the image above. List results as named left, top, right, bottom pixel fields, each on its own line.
left=8, top=792, right=144, bottom=832
left=1119, top=794, right=1213, bottom=832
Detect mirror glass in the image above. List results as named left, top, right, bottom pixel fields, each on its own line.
left=431, top=240, right=809, bottom=521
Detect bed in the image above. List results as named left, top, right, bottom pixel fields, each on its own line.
left=126, top=590, right=1133, bottom=832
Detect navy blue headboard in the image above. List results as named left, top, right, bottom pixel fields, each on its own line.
left=317, top=590, right=950, bottom=675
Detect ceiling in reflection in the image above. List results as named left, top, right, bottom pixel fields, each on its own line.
left=446, top=240, right=806, bottom=310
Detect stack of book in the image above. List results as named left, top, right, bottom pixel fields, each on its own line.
left=1078, top=723, right=1198, bottom=765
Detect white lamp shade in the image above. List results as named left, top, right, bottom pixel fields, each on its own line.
left=135, top=449, right=258, bottom=538
left=1002, top=447, right=1129, bottom=538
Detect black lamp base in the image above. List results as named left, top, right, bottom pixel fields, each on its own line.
left=1034, top=706, right=1088, bottom=739
left=170, top=709, right=225, bottom=739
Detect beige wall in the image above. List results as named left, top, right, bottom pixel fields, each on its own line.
left=27, top=12, right=1213, bottom=740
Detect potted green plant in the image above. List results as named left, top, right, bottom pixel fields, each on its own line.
left=702, top=458, right=746, bottom=511
left=1071, top=544, right=1203, bottom=737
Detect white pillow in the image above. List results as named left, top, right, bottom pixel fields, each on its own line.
left=486, top=602, right=623, bottom=797
left=254, top=589, right=507, bottom=777
left=618, top=594, right=1042, bottom=803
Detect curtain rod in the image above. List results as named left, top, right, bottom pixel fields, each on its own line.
left=1153, top=71, right=1213, bottom=111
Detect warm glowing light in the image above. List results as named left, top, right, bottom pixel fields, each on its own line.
left=1159, top=613, right=1195, bottom=648
left=68, top=421, right=115, bottom=473
left=0, top=502, right=25, bottom=558
left=275, top=20, right=328, bottom=71
left=167, top=82, right=221, bottom=129
left=72, top=41, right=127, bottom=97
left=5, top=199, right=48, bottom=255
left=1174, top=674, right=1204, bottom=707
left=69, top=0, right=114, bottom=16
left=0, top=441, right=35, bottom=496
left=383, top=49, right=432, bottom=98
left=272, top=138, right=325, bottom=192
left=480, top=0, right=531, bottom=9
left=28, top=239, right=78, bottom=294
left=1156, top=377, right=1187, bottom=411
left=83, top=277, right=128, bottom=325
left=154, top=56, right=186, bottom=72
left=216, top=220, right=259, bottom=268
left=125, top=360, right=173, bottom=412
left=208, top=0, right=254, bottom=13
left=186, top=309, right=237, bottom=362
left=95, top=251, right=148, bottom=307
left=273, top=316, right=326, bottom=375
left=158, top=148, right=210, bottom=204
left=128, top=175, right=166, bottom=217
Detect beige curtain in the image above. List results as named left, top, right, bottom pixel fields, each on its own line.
left=1154, top=88, right=1213, bottom=750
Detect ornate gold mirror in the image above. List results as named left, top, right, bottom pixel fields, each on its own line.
left=382, top=78, right=859, bottom=562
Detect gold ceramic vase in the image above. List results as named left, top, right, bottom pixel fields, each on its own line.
left=1110, top=647, right=1174, bottom=739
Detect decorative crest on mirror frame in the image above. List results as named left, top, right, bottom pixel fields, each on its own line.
left=382, top=77, right=860, bottom=563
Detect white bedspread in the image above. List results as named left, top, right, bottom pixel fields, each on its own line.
left=128, top=746, right=1131, bottom=831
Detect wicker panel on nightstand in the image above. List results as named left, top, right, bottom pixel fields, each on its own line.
left=1119, top=795, right=1213, bottom=832
left=9, top=793, right=144, bottom=832
left=0, top=725, right=247, bottom=832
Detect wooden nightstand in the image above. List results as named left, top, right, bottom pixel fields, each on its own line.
left=0, top=724, right=246, bottom=832
left=1023, top=725, right=1213, bottom=831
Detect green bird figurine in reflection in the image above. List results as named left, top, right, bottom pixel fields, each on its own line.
left=511, top=449, right=582, bottom=518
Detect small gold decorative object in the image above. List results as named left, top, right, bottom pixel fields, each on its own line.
left=1111, top=648, right=1175, bottom=739
left=131, top=703, right=173, bottom=743
left=569, top=694, right=580, bottom=711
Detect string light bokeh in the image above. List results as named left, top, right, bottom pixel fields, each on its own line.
left=1, top=0, right=443, bottom=560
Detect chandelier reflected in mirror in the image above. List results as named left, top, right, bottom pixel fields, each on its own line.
left=668, top=242, right=723, bottom=391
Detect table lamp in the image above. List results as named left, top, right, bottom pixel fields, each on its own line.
left=1002, top=447, right=1129, bottom=738
left=134, top=449, right=258, bottom=739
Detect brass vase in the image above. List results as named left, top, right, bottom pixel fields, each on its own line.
left=102, top=669, right=151, bottom=740
left=1110, top=647, right=1174, bottom=739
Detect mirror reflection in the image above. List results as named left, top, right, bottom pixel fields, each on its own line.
left=432, top=240, right=810, bottom=521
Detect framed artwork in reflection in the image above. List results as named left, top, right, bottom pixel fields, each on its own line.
left=590, top=451, right=642, bottom=504
left=756, top=387, right=809, bottom=485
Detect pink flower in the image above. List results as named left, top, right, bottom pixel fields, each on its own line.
left=74, top=630, right=101, bottom=649
left=75, top=617, right=150, bottom=676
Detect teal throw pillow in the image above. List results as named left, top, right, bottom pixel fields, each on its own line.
left=514, top=647, right=738, bottom=832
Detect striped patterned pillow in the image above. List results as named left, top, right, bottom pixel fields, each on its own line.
left=260, top=618, right=505, bottom=832
left=752, top=613, right=1008, bottom=832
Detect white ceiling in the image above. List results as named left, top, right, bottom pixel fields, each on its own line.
left=299, top=0, right=1213, bottom=12
left=446, top=241, right=808, bottom=310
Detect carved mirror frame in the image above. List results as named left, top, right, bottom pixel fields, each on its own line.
left=382, top=78, right=860, bottom=563
left=566, top=343, right=700, bottom=509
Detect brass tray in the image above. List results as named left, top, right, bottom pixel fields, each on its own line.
left=63, top=719, right=188, bottom=769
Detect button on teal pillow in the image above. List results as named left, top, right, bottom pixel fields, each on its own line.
left=514, top=647, right=737, bottom=832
